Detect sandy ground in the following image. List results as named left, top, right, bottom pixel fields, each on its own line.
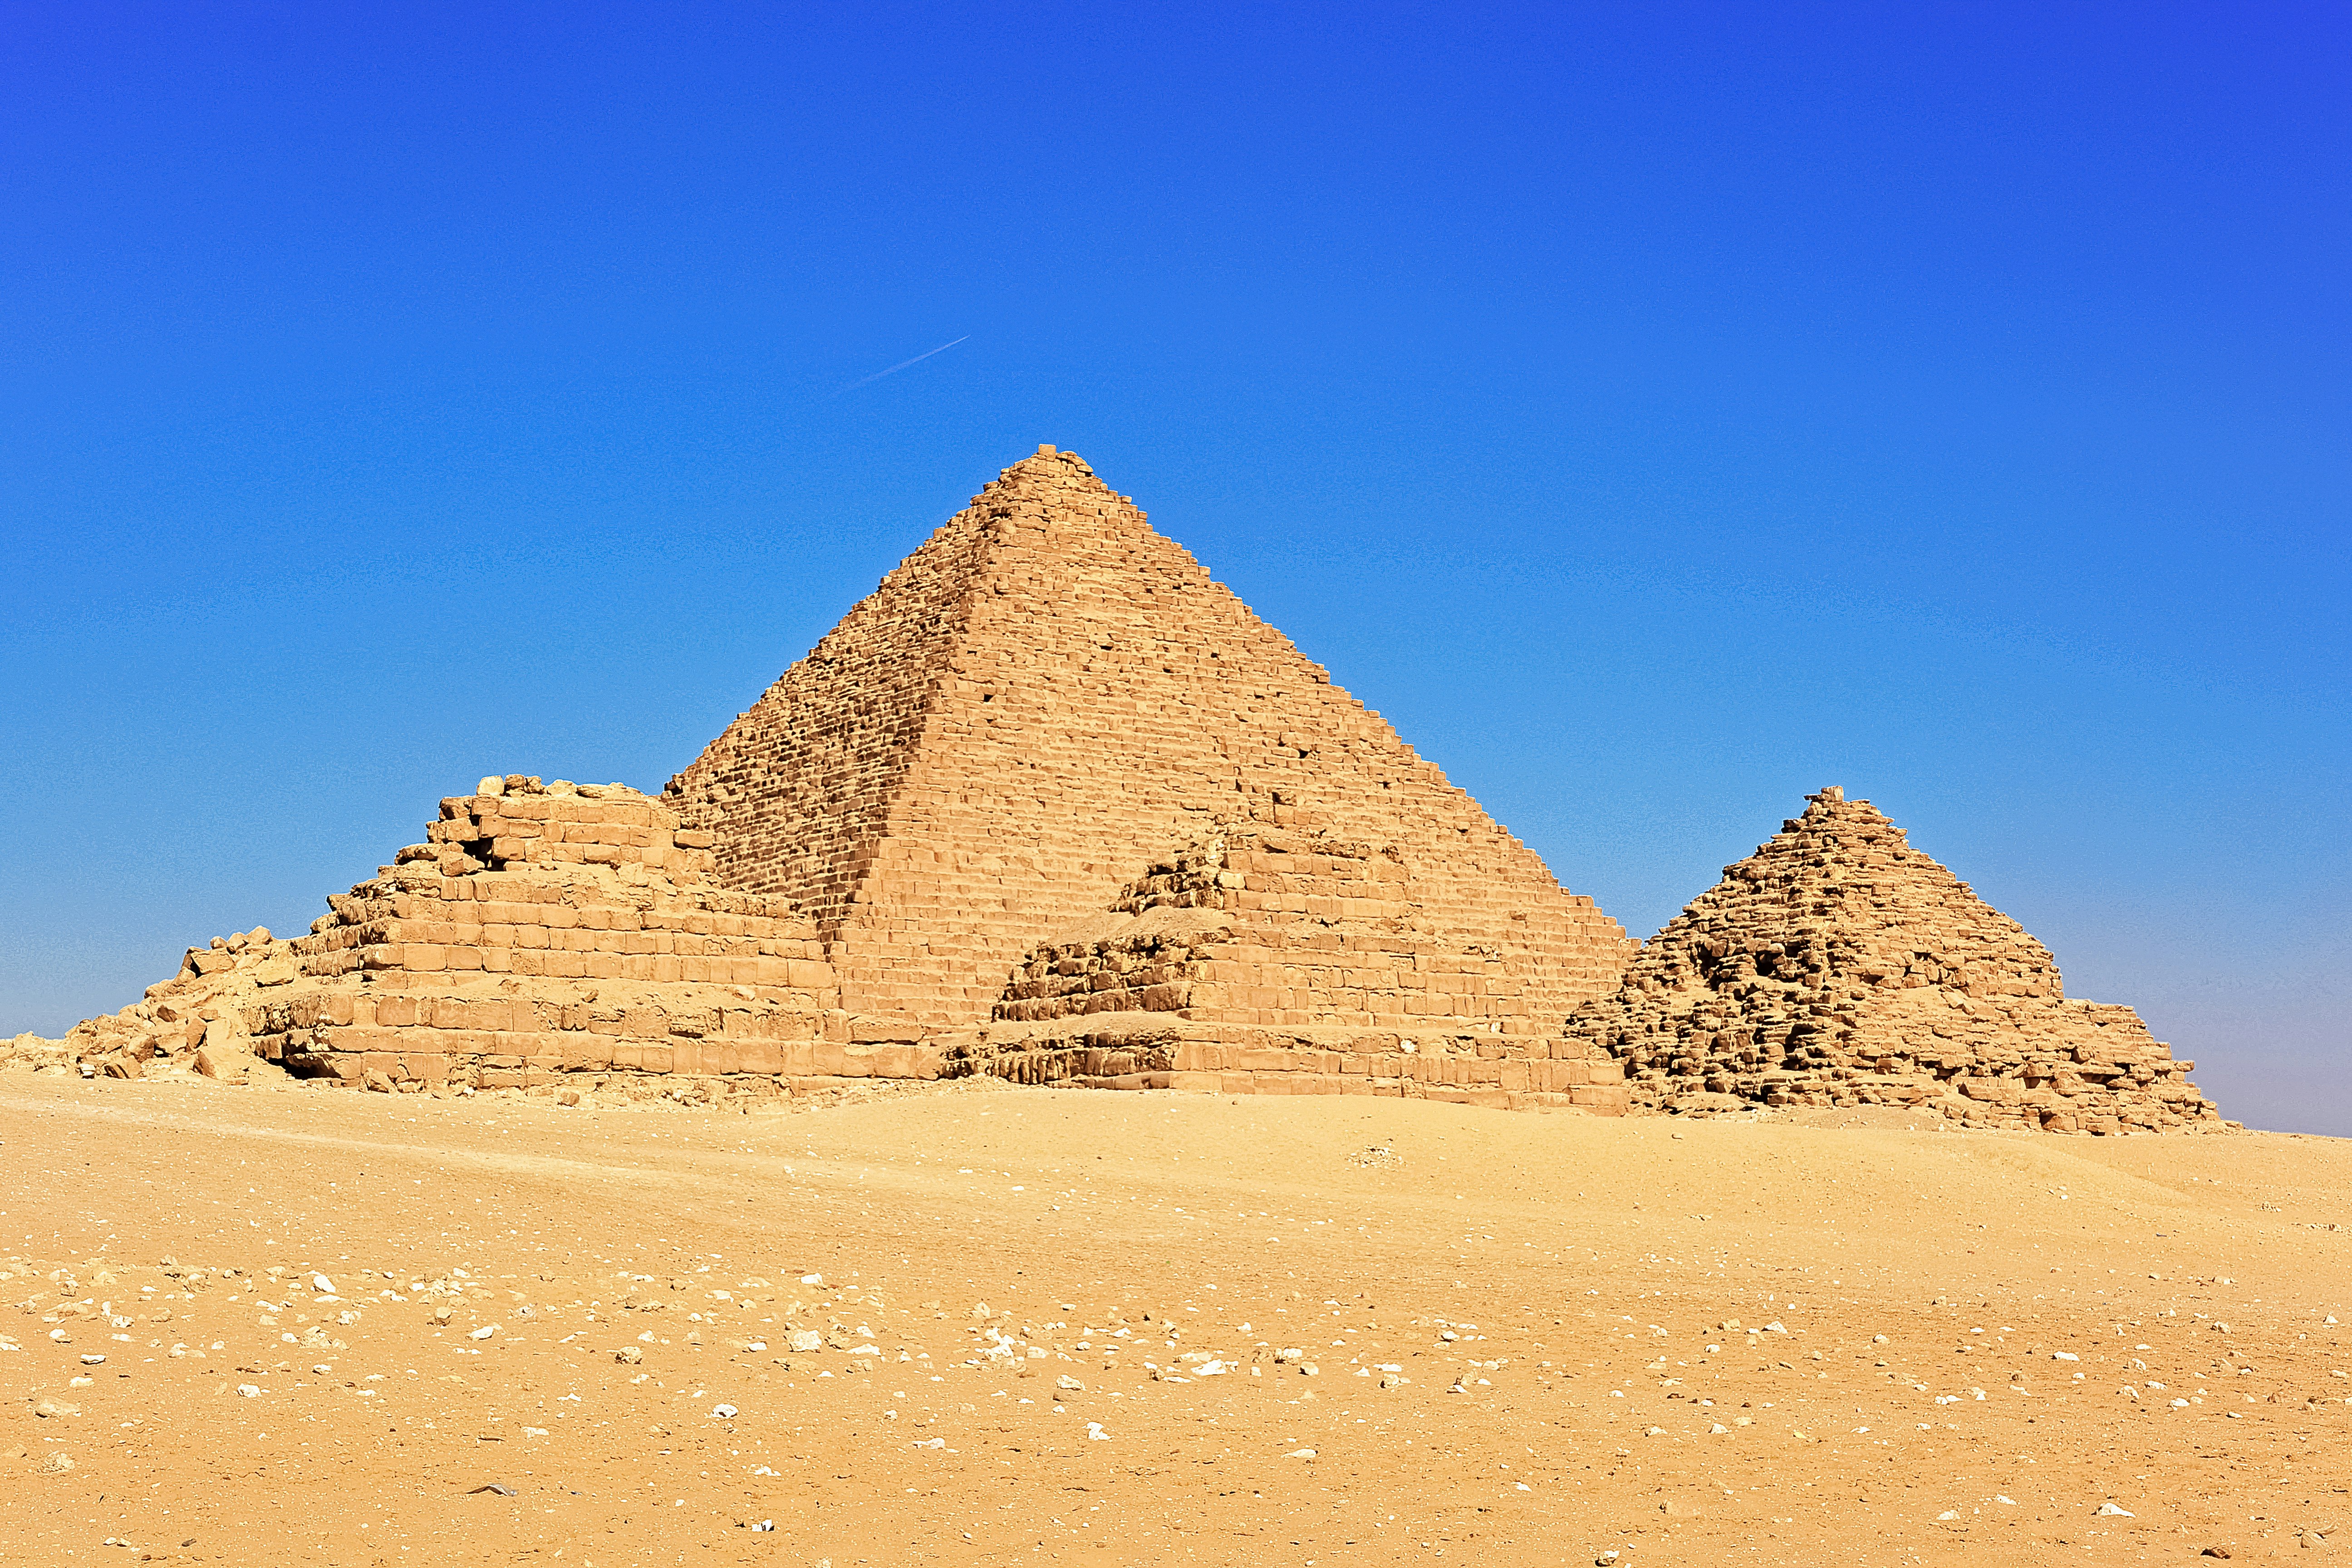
left=1, top=1077, right=2347, bottom=1567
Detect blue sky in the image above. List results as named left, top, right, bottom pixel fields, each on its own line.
left=4, top=4, right=2345, bottom=1132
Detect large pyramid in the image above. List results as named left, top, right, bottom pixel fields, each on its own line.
left=666, top=445, right=1634, bottom=1045
left=1565, top=788, right=2224, bottom=1133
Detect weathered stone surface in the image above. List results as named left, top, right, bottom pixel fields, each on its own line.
left=945, top=823, right=1631, bottom=1113
left=227, top=778, right=871, bottom=1093
left=666, top=446, right=1632, bottom=1041
left=1563, top=787, right=2226, bottom=1133
left=6, top=779, right=915, bottom=1100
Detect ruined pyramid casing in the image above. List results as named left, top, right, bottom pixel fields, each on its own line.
left=196, top=778, right=914, bottom=1096
left=667, top=446, right=1634, bottom=1042
left=962, top=823, right=1631, bottom=1112
left=1566, top=788, right=2225, bottom=1133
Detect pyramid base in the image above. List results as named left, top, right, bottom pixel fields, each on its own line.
left=935, top=1010, right=1630, bottom=1114
left=1630, top=1067, right=2234, bottom=1135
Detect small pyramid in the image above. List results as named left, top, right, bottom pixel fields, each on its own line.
left=56, top=776, right=915, bottom=1101
left=963, top=822, right=1629, bottom=1110
left=668, top=445, right=1633, bottom=1042
left=1564, top=787, right=2225, bottom=1133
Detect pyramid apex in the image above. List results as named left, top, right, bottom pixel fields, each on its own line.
left=1817, top=784, right=1844, bottom=802
left=998, top=443, right=1095, bottom=480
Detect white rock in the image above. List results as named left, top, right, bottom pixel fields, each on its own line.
left=311, top=1274, right=335, bottom=1294
left=1938, top=1511, right=1960, bottom=1520
left=1286, top=1446, right=1317, bottom=1459
left=787, top=1330, right=823, bottom=1352
left=800, top=1274, right=823, bottom=1286
left=1086, top=1423, right=1110, bottom=1441
left=2096, top=1503, right=2134, bottom=1517
left=469, top=1326, right=496, bottom=1340
left=711, top=1404, right=738, bottom=1419
left=238, top=1383, right=260, bottom=1397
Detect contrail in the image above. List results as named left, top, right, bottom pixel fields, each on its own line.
left=841, top=334, right=970, bottom=391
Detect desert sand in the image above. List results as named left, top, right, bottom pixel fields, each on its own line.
left=3, top=1076, right=2345, bottom=1565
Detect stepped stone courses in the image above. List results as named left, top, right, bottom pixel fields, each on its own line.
left=1566, top=787, right=2226, bottom=1134
left=666, top=445, right=1633, bottom=1047
left=237, top=775, right=867, bottom=1095
left=961, top=824, right=1629, bottom=1111
left=145, top=778, right=923, bottom=1102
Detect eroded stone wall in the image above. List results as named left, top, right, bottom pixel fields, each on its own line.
left=11, top=777, right=951, bottom=1101
left=962, top=823, right=1629, bottom=1113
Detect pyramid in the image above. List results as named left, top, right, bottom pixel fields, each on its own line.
left=666, top=445, right=1634, bottom=1048
left=40, top=775, right=931, bottom=1102
left=954, top=822, right=1630, bottom=1111
left=1563, top=787, right=2225, bottom=1133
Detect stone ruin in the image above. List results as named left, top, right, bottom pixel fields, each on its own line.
left=25, top=778, right=921, bottom=1105
left=9, top=926, right=309, bottom=1083
left=7, top=447, right=2227, bottom=1131
left=957, top=823, right=1629, bottom=1111
left=1564, top=787, right=2227, bottom=1134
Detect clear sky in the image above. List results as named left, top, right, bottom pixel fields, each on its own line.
left=4, top=5, right=2345, bottom=1132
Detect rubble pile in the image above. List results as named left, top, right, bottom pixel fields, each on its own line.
left=1564, top=788, right=2226, bottom=1134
